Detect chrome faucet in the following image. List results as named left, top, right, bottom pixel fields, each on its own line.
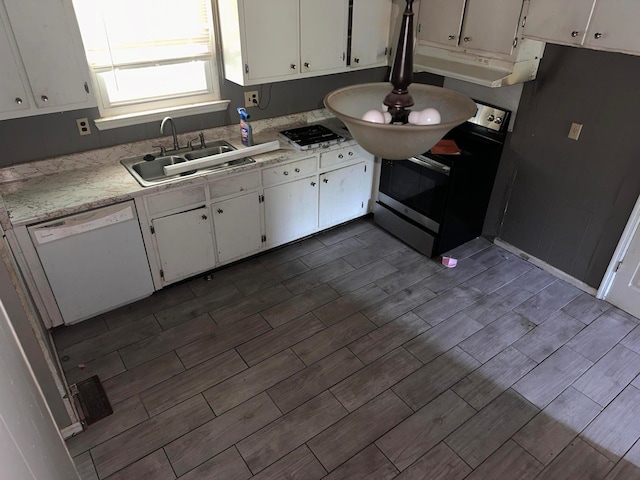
left=160, top=116, right=180, bottom=151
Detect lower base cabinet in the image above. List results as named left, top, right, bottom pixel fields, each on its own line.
left=264, top=175, right=319, bottom=248
left=152, top=206, right=216, bottom=284
left=212, top=192, right=263, bottom=264
left=319, top=161, right=371, bottom=229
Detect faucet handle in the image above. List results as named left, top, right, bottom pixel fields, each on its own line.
left=152, top=144, right=167, bottom=156
left=187, top=137, right=200, bottom=150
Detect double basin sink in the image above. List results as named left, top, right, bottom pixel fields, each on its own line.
left=121, top=140, right=255, bottom=187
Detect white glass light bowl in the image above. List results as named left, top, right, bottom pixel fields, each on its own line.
left=324, top=82, right=477, bottom=160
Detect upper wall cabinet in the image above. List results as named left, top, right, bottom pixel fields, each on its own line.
left=417, top=0, right=525, bottom=58
left=351, top=0, right=393, bottom=69
left=218, top=0, right=349, bottom=86
left=0, top=0, right=95, bottom=120
left=523, top=0, right=640, bottom=56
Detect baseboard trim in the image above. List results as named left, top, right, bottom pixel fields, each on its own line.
left=494, top=238, right=597, bottom=296
left=60, top=421, right=83, bottom=439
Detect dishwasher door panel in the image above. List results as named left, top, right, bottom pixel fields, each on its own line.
left=29, top=202, right=154, bottom=325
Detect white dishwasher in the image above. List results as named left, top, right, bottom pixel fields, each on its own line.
left=28, top=201, right=154, bottom=325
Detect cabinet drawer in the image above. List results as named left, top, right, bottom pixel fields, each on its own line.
left=146, top=185, right=206, bottom=216
left=262, top=156, right=317, bottom=186
left=209, top=171, right=259, bottom=199
left=320, top=147, right=359, bottom=168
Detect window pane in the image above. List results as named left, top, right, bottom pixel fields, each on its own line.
left=99, top=61, right=210, bottom=105
left=74, top=0, right=212, bottom=67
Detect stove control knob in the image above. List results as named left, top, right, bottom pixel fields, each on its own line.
left=494, top=117, right=503, bottom=125
left=487, top=114, right=495, bottom=122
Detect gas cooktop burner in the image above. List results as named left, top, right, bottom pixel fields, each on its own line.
left=279, top=124, right=345, bottom=150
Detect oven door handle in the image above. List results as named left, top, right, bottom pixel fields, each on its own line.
left=408, top=156, right=451, bottom=176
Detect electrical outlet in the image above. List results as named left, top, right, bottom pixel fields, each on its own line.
left=568, top=122, right=582, bottom=140
left=76, top=118, right=91, bottom=136
left=244, top=90, right=259, bottom=108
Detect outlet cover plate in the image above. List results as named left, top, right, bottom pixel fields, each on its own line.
left=244, top=91, right=259, bottom=108
left=76, top=118, right=91, bottom=136
left=568, top=122, right=582, bottom=140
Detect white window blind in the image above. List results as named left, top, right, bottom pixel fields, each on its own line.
left=73, top=0, right=220, bottom=118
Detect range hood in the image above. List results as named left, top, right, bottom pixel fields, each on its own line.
left=414, top=39, right=545, bottom=88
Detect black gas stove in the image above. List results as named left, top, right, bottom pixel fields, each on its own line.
left=279, top=124, right=345, bottom=150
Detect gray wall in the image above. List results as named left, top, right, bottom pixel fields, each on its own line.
left=0, top=68, right=441, bottom=167
left=485, top=44, right=640, bottom=289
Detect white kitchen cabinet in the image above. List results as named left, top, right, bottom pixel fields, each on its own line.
left=218, top=0, right=348, bottom=85
left=523, top=0, right=640, bottom=55
left=583, top=1, right=640, bottom=54
left=0, top=0, right=95, bottom=120
left=351, top=0, right=392, bottom=68
left=319, top=161, right=371, bottom=229
left=152, top=206, right=216, bottom=284
left=212, top=192, right=263, bottom=264
left=264, top=176, right=319, bottom=248
left=417, top=0, right=524, bottom=57
left=522, top=0, right=595, bottom=46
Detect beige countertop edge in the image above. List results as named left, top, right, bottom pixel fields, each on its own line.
left=0, top=115, right=354, bottom=229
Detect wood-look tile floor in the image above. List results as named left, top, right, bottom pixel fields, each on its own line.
left=56, top=217, right=640, bottom=480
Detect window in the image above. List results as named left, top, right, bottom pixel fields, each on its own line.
left=72, top=0, right=226, bottom=124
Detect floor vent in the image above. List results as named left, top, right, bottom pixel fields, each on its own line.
left=71, top=375, right=113, bottom=426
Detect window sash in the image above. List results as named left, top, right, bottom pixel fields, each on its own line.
left=72, top=0, right=219, bottom=116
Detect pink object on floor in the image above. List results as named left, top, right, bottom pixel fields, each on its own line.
left=442, top=256, right=457, bottom=268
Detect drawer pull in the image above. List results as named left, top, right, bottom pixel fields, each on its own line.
left=311, top=181, right=316, bottom=187
left=348, top=151, right=354, bottom=156
left=338, top=154, right=344, bottom=159
left=216, top=209, right=223, bottom=214
left=323, top=178, right=329, bottom=183
left=15, top=97, right=23, bottom=104
left=295, top=168, right=300, bottom=173
left=283, top=171, right=289, bottom=175
left=202, top=214, right=209, bottom=219
left=41, top=95, right=49, bottom=102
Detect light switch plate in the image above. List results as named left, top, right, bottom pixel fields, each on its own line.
left=568, top=122, right=582, bottom=140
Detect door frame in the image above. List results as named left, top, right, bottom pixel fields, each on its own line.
left=598, top=194, right=640, bottom=299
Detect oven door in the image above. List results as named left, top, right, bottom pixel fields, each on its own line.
left=378, top=155, right=451, bottom=233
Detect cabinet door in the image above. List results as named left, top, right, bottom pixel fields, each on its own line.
left=0, top=5, right=30, bottom=115
left=264, top=176, right=319, bottom=248
left=212, top=193, right=262, bottom=264
left=243, top=0, right=299, bottom=80
left=460, top=0, right=524, bottom=56
left=319, top=162, right=370, bottom=229
left=585, top=0, right=640, bottom=54
left=522, top=0, right=595, bottom=46
left=351, top=0, right=392, bottom=68
left=300, top=0, right=348, bottom=73
left=152, top=207, right=216, bottom=284
left=417, top=0, right=465, bottom=47
left=4, top=0, right=91, bottom=109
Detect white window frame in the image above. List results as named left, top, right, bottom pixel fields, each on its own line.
left=72, top=0, right=229, bottom=130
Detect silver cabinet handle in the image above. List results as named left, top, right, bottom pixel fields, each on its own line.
left=216, top=209, right=222, bottom=215
left=323, top=178, right=329, bottom=183
left=290, top=64, right=297, bottom=70
left=202, top=214, right=209, bottom=219
left=338, top=154, right=343, bottom=159
left=571, top=31, right=579, bottom=37
left=354, top=58, right=360, bottom=64
left=311, top=181, right=316, bottom=186
left=448, top=35, right=455, bottom=40
left=41, top=95, right=49, bottom=102
left=295, top=168, right=300, bottom=172
left=15, top=97, right=22, bottom=104
left=283, top=171, right=289, bottom=175
left=348, top=151, right=353, bottom=156
left=463, top=36, right=471, bottom=42
left=304, top=62, right=310, bottom=68
left=594, top=32, right=602, bottom=39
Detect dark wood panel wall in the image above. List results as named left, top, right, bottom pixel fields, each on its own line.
left=485, top=44, right=640, bottom=289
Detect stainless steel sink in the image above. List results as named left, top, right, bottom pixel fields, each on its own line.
left=121, top=140, right=255, bottom=187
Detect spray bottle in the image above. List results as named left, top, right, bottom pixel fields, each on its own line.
left=237, top=107, right=253, bottom=146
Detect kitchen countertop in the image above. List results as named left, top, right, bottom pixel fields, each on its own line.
left=0, top=110, right=354, bottom=228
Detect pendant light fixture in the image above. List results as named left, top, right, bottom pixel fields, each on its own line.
left=324, top=0, right=477, bottom=160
